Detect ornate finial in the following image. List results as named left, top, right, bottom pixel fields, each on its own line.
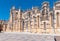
left=12, top=6, right=15, bottom=10
left=32, top=6, right=34, bottom=10
left=19, top=7, right=22, bottom=12
left=42, top=1, right=49, bottom=5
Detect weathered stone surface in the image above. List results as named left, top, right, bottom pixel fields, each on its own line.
left=0, top=32, right=55, bottom=41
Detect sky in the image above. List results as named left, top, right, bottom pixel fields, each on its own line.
left=0, top=0, right=57, bottom=20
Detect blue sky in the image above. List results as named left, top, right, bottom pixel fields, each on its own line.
left=0, top=0, right=57, bottom=20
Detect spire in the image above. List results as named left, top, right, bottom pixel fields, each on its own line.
left=19, top=7, right=21, bottom=11
left=42, top=1, right=49, bottom=8
left=32, top=6, right=34, bottom=10
left=12, top=6, right=15, bottom=10
left=19, top=8, right=21, bottom=12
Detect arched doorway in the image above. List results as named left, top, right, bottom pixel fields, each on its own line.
left=0, top=24, right=3, bottom=32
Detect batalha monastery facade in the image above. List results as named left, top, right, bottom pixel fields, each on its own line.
left=1, top=1, right=60, bottom=34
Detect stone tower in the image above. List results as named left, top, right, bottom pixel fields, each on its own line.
left=40, top=2, right=54, bottom=34
left=7, top=6, right=22, bottom=32
left=54, top=1, right=60, bottom=34
left=2, top=1, right=60, bottom=34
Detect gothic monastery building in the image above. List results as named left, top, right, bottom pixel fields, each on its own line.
left=1, top=1, right=60, bottom=34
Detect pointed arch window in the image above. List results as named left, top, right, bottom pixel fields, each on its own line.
left=28, top=12, right=31, bottom=18
left=56, top=12, right=59, bottom=27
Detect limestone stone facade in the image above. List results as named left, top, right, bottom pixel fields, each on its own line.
left=1, top=1, right=60, bottom=34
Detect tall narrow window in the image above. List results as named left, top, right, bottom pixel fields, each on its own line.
left=12, top=13, right=14, bottom=31
left=22, top=20, right=24, bottom=31
left=33, top=16, right=36, bottom=22
left=44, top=22, right=46, bottom=30
left=42, top=10, right=45, bottom=21
left=37, top=16, right=39, bottom=27
left=57, top=12, right=59, bottom=27
left=26, top=21, right=28, bottom=32
left=50, top=13, right=52, bottom=27
left=46, top=12, right=49, bottom=20
left=29, top=12, right=30, bottom=18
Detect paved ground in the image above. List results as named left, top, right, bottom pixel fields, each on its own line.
left=54, top=36, right=60, bottom=41
left=0, top=32, right=55, bottom=41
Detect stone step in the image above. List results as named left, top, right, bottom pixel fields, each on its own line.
left=0, top=32, right=55, bottom=41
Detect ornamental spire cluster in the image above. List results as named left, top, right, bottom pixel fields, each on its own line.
left=0, top=1, right=60, bottom=34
